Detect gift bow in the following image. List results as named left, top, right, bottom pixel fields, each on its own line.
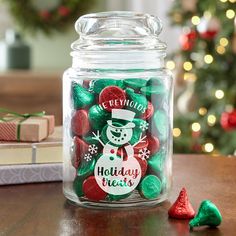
left=0, top=108, right=45, bottom=141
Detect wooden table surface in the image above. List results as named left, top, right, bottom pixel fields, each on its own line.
left=0, top=155, right=236, bottom=236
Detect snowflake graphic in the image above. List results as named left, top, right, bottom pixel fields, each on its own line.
left=140, top=121, right=149, bottom=131
left=84, top=153, right=92, bottom=162
left=88, top=144, right=98, bottom=154
left=138, top=147, right=150, bottom=160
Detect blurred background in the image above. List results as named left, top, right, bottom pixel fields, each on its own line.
left=0, top=0, right=235, bottom=155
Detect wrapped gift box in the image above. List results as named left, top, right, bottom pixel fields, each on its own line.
left=0, top=115, right=55, bottom=142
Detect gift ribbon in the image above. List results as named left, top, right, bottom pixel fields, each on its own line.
left=0, top=108, right=45, bottom=141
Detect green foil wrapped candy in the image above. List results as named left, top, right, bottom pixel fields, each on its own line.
left=124, top=78, right=147, bottom=90
left=152, top=110, right=169, bottom=142
left=139, top=175, right=162, bottom=199
left=146, top=77, right=169, bottom=108
left=71, top=82, right=94, bottom=109
left=88, top=105, right=111, bottom=130
left=92, top=79, right=124, bottom=93
left=189, top=200, right=222, bottom=229
left=141, top=84, right=166, bottom=97
left=73, top=176, right=84, bottom=197
left=77, top=158, right=96, bottom=179
left=125, top=88, right=148, bottom=115
left=148, top=149, right=166, bottom=174
left=130, top=118, right=148, bottom=145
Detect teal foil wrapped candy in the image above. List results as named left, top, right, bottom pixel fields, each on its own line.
left=152, top=110, right=169, bottom=142
left=73, top=157, right=96, bottom=197
left=148, top=149, right=166, bottom=174
left=139, top=175, right=162, bottom=199
left=189, top=200, right=222, bottom=229
left=72, top=82, right=94, bottom=109
left=130, top=118, right=149, bottom=145
left=124, top=78, right=147, bottom=89
left=125, top=88, right=148, bottom=115
left=88, top=105, right=111, bottom=130
left=92, top=79, right=124, bottom=93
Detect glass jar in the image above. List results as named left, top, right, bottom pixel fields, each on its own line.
left=63, top=11, right=173, bottom=208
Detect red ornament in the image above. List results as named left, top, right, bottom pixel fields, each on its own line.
left=168, top=187, right=195, bottom=219
left=197, top=17, right=220, bottom=40
left=221, top=110, right=236, bottom=131
left=58, top=6, right=70, bottom=17
left=71, top=109, right=90, bottom=136
left=147, top=134, right=160, bottom=156
left=180, top=30, right=197, bottom=51
left=141, top=101, right=154, bottom=120
left=39, top=10, right=51, bottom=20
left=99, top=86, right=126, bottom=112
left=71, top=137, right=89, bottom=168
left=134, top=155, right=148, bottom=177
left=83, top=176, right=107, bottom=201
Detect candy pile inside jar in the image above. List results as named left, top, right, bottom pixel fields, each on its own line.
left=70, top=77, right=170, bottom=202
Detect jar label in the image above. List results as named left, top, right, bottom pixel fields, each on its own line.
left=93, top=108, right=143, bottom=195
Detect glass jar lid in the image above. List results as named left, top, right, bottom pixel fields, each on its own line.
left=72, top=11, right=166, bottom=52
left=71, top=11, right=167, bottom=69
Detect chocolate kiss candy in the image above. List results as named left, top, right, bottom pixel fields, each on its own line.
left=88, top=105, right=111, bottom=130
left=99, top=86, right=126, bottom=112
left=134, top=155, right=148, bottom=177
left=147, top=134, right=160, bottom=155
left=71, top=82, right=94, bottom=109
left=141, top=84, right=166, bottom=97
left=71, top=109, right=90, bottom=136
left=125, top=88, right=148, bottom=115
left=152, top=110, right=169, bottom=142
left=130, top=118, right=148, bottom=145
left=139, top=175, right=162, bottom=199
left=71, top=137, right=89, bottom=168
left=141, top=101, right=154, bottom=120
left=124, top=78, right=147, bottom=89
left=189, top=200, right=222, bottom=229
left=147, top=149, right=165, bottom=174
left=73, top=176, right=84, bottom=197
left=133, top=136, right=149, bottom=155
left=82, top=176, right=107, bottom=201
left=92, top=79, right=124, bottom=93
left=168, top=188, right=195, bottom=219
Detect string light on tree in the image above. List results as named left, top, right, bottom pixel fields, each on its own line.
left=166, top=60, right=176, bottom=70
left=219, top=0, right=227, bottom=3
left=226, top=9, right=235, bottom=19
left=204, top=54, right=214, bottom=64
left=204, top=143, right=214, bottom=152
left=173, top=128, right=181, bottom=137
left=199, top=107, right=207, bottom=116
left=191, top=122, right=201, bottom=132
left=216, top=45, right=226, bottom=54
left=191, top=16, right=200, bottom=25
left=215, top=90, right=224, bottom=99
left=229, top=0, right=236, bottom=2
left=219, top=37, right=229, bottom=47
left=183, top=61, right=193, bottom=71
left=207, top=115, right=217, bottom=126
left=183, top=72, right=197, bottom=81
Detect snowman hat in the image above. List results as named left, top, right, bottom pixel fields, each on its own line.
left=107, top=109, right=135, bottom=129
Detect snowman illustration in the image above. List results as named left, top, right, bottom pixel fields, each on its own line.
left=92, top=109, right=146, bottom=195
left=92, top=109, right=146, bottom=158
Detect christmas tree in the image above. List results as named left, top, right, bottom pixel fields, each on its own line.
left=168, top=0, right=236, bottom=155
